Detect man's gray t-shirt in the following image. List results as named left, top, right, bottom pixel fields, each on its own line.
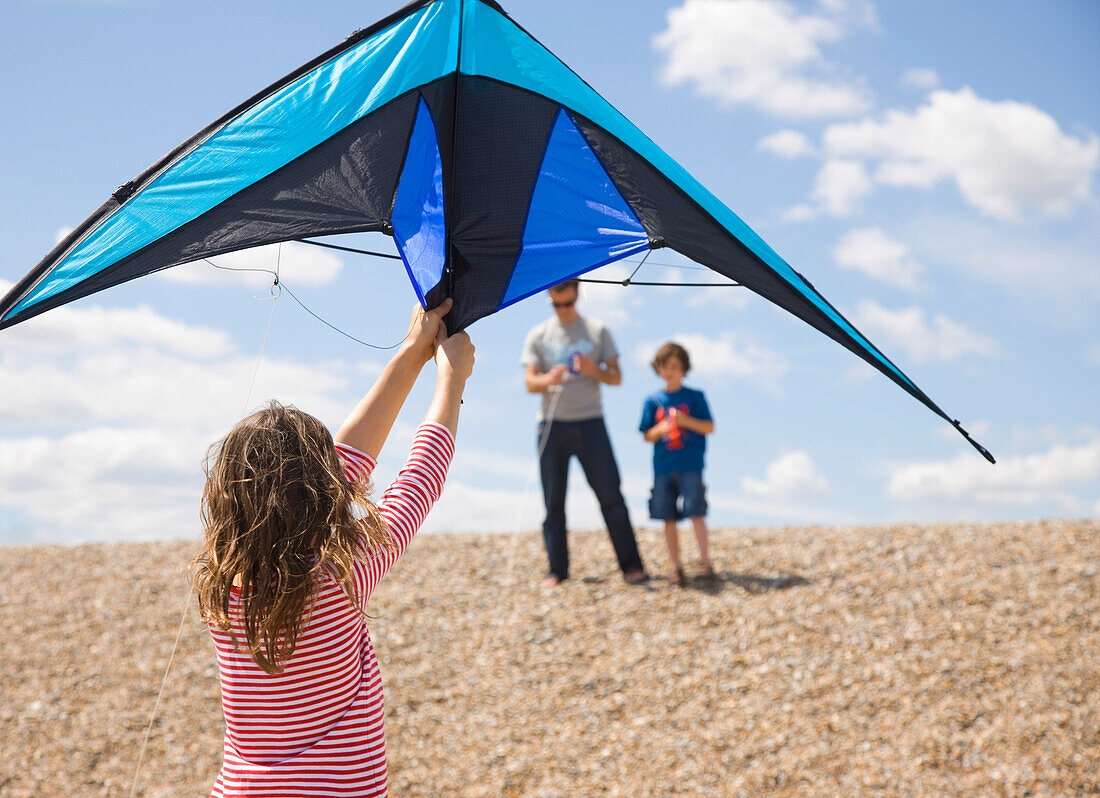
left=520, top=315, right=618, bottom=422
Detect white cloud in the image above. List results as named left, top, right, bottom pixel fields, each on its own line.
left=672, top=257, right=753, bottom=308
left=452, top=446, right=536, bottom=481
left=576, top=261, right=647, bottom=328
left=910, top=215, right=1100, bottom=307
left=0, top=426, right=207, bottom=542
left=811, top=158, right=872, bottom=216
left=421, top=479, right=612, bottom=534
left=901, top=68, right=939, bottom=90
left=841, top=359, right=876, bottom=384
left=163, top=241, right=344, bottom=288
left=823, top=87, right=1100, bottom=220
left=851, top=300, right=999, bottom=363
left=609, top=253, right=753, bottom=309
left=684, top=285, right=753, bottom=310
left=758, top=129, right=815, bottom=158
left=1, top=302, right=233, bottom=359
left=706, top=490, right=852, bottom=524
left=742, top=451, right=830, bottom=498
left=781, top=203, right=817, bottom=222
left=834, top=227, right=922, bottom=289
left=936, top=418, right=991, bottom=443
left=0, top=296, right=375, bottom=542
left=0, top=297, right=360, bottom=430
left=634, top=331, right=787, bottom=387
left=0, top=346, right=352, bottom=430
left=888, top=435, right=1100, bottom=509
left=1006, top=423, right=1099, bottom=452
left=653, top=0, right=871, bottom=118
left=815, top=0, right=878, bottom=28
left=54, top=226, right=74, bottom=245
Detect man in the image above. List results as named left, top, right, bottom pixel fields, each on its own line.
left=520, top=279, right=648, bottom=586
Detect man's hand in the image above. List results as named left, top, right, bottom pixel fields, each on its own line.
left=573, top=354, right=600, bottom=378
left=525, top=363, right=568, bottom=393
left=546, top=364, right=568, bottom=386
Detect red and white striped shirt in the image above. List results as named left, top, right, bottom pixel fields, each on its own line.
left=208, top=422, right=455, bottom=797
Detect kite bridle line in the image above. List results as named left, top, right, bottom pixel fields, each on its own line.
left=625, top=247, right=651, bottom=284
left=202, top=257, right=413, bottom=350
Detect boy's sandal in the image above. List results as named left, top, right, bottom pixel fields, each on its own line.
left=668, top=567, right=685, bottom=587
left=697, top=562, right=717, bottom=580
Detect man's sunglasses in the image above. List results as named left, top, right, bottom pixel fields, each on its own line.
left=550, top=298, right=576, bottom=308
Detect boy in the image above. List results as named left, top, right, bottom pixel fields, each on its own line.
left=639, top=342, right=715, bottom=586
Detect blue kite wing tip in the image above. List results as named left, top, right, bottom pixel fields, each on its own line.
left=971, top=439, right=996, bottom=464
left=953, top=420, right=996, bottom=463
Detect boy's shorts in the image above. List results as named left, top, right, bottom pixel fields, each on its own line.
left=649, top=470, right=707, bottom=521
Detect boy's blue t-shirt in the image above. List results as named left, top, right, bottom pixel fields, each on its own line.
left=639, top=386, right=712, bottom=475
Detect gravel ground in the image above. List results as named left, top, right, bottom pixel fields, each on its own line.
left=2, top=519, right=1097, bottom=797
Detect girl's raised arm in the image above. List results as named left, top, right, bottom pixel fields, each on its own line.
left=334, top=299, right=452, bottom=460
left=350, top=329, right=474, bottom=601
left=423, top=330, right=475, bottom=436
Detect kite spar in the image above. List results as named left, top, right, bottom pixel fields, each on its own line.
left=0, top=0, right=994, bottom=462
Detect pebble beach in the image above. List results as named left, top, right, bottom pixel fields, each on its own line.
left=2, top=519, right=1097, bottom=796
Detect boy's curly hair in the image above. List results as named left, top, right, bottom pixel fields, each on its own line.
left=651, top=342, right=691, bottom=375
left=191, top=401, right=393, bottom=674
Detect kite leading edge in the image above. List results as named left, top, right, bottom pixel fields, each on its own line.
left=0, top=0, right=994, bottom=462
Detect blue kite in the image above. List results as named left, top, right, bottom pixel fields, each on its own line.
left=0, top=0, right=993, bottom=462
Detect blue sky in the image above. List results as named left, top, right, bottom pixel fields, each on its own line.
left=1, top=0, right=1097, bottom=544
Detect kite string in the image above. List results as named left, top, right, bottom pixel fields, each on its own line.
left=129, top=582, right=195, bottom=798
left=130, top=262, right=283, bottom=798
left=201, top=257, right=410, bottom=350
left=243, top=279, right=281, bottom=416
left=624, top=248, right=651, bottom=285
left=281, top=283, right=409, bottom=350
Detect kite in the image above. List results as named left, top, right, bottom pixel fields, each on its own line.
left=0, top=0, right=993, bottom=462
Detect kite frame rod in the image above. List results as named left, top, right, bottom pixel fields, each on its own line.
left=296, top=237, right=403, bottom=260
left=295, top=238, right=746, bottom=287
left=578, top=278, right=743, bottom=287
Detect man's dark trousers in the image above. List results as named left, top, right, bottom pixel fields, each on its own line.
left=538, top=417, right=644, bottom=579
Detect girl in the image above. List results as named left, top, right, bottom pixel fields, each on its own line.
left=192, top=299, right=473, bottom=797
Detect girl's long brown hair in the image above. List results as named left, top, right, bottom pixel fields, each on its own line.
left=192, top=401, right=393, bottom=674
